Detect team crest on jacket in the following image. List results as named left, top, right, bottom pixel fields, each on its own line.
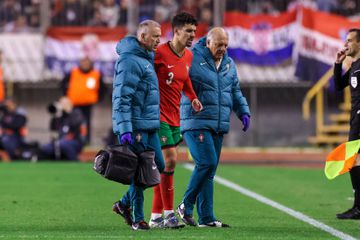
left=161, top=136, right=167, bottom=143
left=351, top=76, right=358, bottom=88
left=136, top=133, right=142, bottom=142
left=198, top=133, right=204, bottom=142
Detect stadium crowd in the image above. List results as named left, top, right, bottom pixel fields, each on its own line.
left=1, top=0, right=360, bottom=32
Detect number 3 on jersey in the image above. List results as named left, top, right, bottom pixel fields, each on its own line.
left=166, top=72, right=174, bottom=85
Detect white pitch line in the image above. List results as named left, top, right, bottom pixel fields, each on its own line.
left=183, top=163, right=357, bottom=240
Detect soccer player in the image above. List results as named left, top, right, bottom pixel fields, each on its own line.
left=149, top=12, right=203, bottom=229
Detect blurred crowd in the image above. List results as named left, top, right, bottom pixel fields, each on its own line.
left=227, top=0, right=360, bottom=16
left=1, top=0, right=359, bottom=33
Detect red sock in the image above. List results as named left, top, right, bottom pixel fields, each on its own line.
left=161, top=173, right=174, bottom=211
left=151, top=184, right=163, bottom=213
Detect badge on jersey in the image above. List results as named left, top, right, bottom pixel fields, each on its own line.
left=161, top=136, right=167, bottom=143
left=351, top=76, right=358, bottom=88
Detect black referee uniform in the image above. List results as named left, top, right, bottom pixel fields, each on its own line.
left=334, top=59, right=360, bottom=214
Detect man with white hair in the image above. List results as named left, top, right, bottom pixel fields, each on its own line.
left=111, top=20, right=165, bottom=230
left=177, top=27, right=251, bottom=227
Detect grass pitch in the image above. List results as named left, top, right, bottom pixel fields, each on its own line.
left=0, top=162, right=359, bottom=239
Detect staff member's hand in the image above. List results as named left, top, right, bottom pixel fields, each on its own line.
left=120, top=132, right=133, bottom=145
left=240, top=114, right=250, bottom=132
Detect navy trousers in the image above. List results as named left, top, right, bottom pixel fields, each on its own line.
left=183, top=130, right=223, bottom=225
left=119, top=130, right=165, bottom=223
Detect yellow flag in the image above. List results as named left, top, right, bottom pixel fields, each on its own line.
left=325, top=140, right=360, bottom=180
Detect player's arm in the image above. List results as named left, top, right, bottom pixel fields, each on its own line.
left=334, top=47, right=350, bottom=91
left=334, top=62, right=350, bottom=91
left=183, top=76, right=203, bottom=112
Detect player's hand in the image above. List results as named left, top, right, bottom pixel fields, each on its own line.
left=191, top=98, right=203, bottom=113
left=240, top=114, right=250, bottom=132
left=336, top=47, right=348, bottom=64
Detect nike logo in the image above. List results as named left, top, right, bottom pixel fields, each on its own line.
left=167, top=187, right=174, bottom=191
left=152, top=165, right=157, bottom=170
left=200, top=62, right=207, bottom=66
left=167, top=65, right=175, bottom=68
left=145, top=64, right=150, bottom=68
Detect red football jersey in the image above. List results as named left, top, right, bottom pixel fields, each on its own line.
left=155, top=42, right=197, bottom=126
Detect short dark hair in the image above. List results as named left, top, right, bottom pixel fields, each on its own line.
left=171, top=12, right=198, bottom=31
left=349, top=28, right=360, bottom=42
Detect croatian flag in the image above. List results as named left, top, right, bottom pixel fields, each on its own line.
left=295, top=8, right=360, bottom=82
left=45, top=27, right=126, bottom=80
left=224, top=10, right=297, bottom=65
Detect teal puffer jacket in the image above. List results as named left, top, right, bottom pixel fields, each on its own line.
left=180, top=37, right=250, bottom=133
left=112, top=36, right=160, bottom=135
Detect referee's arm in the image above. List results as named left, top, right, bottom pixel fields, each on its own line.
left=334, top=62, right=350, bottom=91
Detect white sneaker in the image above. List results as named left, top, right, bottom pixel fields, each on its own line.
left=149, top=216, right=165, bottom=228
left=164, top=213, right=185, bottom=229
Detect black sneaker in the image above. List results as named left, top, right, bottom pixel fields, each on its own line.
left=198, top=220, right=230, bottom=228
left=132, top=220, right=150, bottom=230
left=176, top=203, right=197, bottom=226
left=112, top=201, right=133, bottom=225
left=336, top=207, right=360, bottom=219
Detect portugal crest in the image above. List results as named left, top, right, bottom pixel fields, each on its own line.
left=351, top=76, right=358, bottom=88
left=198, top=133, right=204, bottom=142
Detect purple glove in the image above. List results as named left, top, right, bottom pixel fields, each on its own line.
left=241, top=114, right=250, bottom=132
left=120, top=132, right=133, bottom=145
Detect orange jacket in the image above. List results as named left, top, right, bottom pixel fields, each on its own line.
left=66, top=67, right=101, bottom=106
left=0, top=67, right=5, bottom=102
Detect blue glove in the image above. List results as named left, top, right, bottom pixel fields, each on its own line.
left=120, top=132, right=133, bottom=145
left=241, top=114, right=250, bottom=132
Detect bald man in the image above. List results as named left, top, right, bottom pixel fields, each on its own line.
left=176, top=27, right=251, bottom=227
left=111, top=20, right=165, bottom=230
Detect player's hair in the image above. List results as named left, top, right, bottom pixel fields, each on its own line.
left=171, top=12, right=198, bottom=30
left=136, top=20, right=160, bottom=39
left=349, top=28, right=360, bottom=42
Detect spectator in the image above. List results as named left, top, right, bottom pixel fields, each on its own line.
left=153, top=0, right=178, bottom=23
left=3, top=15, right=31, bottom=33
left=316, top=0, right=338, bottom=13
left=61, top=56, right=105, bottom=144
left=99, top=0, right=119, bottom=27
left=52, top=0, right=91, bottom=26
left=178, top=0, right=199, bottom=18
left=0, top=98, right=28, bottom=160
left=0, top=0, right=21, bottom=28
left=39, top=96, right=87, bottom=161
left=339, top=0, right=357, bottom=16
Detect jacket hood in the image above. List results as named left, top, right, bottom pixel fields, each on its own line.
left=116, top=36, right=154, bottom=60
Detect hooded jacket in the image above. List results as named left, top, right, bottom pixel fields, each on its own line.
left=112, top=36, right=160, bottom=135
left=180, top=37, right=250, bottom=133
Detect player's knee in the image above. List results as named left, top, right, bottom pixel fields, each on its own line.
left=165, top=158, right=176, bottom=171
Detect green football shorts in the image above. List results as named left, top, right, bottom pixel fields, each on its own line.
left=158, top=121, right=183, bottom=148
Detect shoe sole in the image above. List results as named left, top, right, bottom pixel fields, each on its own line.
left=113, top=204, right=133, bottom=226
left=165, top=223, right=186, bottom=229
